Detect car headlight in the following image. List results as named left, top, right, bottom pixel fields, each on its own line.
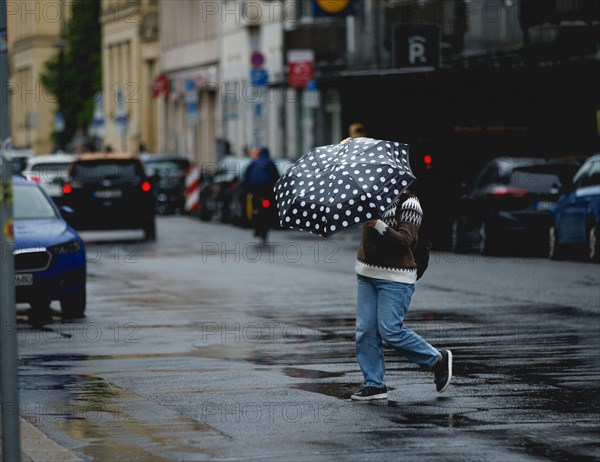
left=51, top=240, right=82, bottom=255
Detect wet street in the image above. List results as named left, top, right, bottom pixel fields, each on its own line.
left=13, top=216, right=600, bottom=462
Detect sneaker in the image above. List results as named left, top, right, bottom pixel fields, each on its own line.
left=433, top=349, right=453, bottom=393
left=350, top=386, right=388, bottom=401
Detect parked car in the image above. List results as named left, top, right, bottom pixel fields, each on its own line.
left=199, top=156, right=252, bottom=222
left=23, top=154, right=76, bottom=207
left=228, top=158, right=296, bottom=228
left=452, top=156, right=580, bottom=255
left=549, top=153, right=600, bottom=262
left=12, top=175, right=87, bottom=317
left=62, top=153, right=157, bottom=240
left=140, top=153, right=191, bottom=215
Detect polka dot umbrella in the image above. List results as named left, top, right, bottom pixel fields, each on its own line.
left=274, top=137, right=416, bottom=237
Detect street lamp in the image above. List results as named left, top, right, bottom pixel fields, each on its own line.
left=53, top=36, right=67, bottom=150
left=54, top=0, right=67, bottom=150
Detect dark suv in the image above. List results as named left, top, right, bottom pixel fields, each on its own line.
left=141, top=153, right=191, bottom=215
left=452, top=157, right=580, bottom=255
left=62, top=153, right=157, bottom=240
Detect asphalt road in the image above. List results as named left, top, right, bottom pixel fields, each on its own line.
left=11, top=216, right=600, bottom=461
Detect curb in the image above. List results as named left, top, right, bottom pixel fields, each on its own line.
left=1, top=418, right=84, bottom=462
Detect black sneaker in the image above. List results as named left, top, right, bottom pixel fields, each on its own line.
left=433, top=349, right=453, bottom=393
left=350, top=386, right=388, bottom=401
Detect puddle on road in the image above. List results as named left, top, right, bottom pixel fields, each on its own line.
left=16, top=301, right=600, bottom=460
left=282, top=367, right=347, bottom=379
left=20, top=367, right=223, bottom=461
left=290, top=381, right=480, bottom=429
left=291, top=381, right=364, bottom=400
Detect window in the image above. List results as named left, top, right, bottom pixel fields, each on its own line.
left=14, top=185, right=57, bottom=220
left=573, top=162, right=591, bottom=189
left=581, top=161, right=600, bottom=188
left=473, top=163, right=499, bottom=189
left=71, top=160, right=144, bottom=182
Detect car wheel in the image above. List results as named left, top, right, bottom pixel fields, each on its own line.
left=585, top=223, right=599, bottom=263
left=144, top=218, right=157, bottom=241
left=199, top=205, right=212, bottom=221
left=478, top=222, right=501, bottom=256
left=220, top=200, right=231, bottom=223
left=477, top=222, right=489, bottom=255
left=156, top=202, right=168, bottom=215
left=451, top=219, right=465, bottom=253
left=548, top=225, right=564, bottom=260
left=29, top=299, right=52, bottom=319
left=61, top=289, right=86, bottom=318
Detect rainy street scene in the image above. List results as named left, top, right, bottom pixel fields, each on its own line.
left=3, top=218, right=600, bottom=462
left=1, top=1, right=599, bottom=461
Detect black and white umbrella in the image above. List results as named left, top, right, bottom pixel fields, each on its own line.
left=274, top=137, right=416, bottom=237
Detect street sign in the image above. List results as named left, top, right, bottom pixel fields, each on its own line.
left=312, top=0, right=353, bottom=16
left=250, top=67, right=268, bottom=86
left=250, top=51, right=265, bottom=68
left=90, top=93, right=105, bottom=139
left=54, top=112, right=65, bottom=133
left=392, top=24, right=441, bottom=68
left=115, top=90, right=128, bottom=136
left=185, top=79, right=199, bottom=126
left=152, top=74, right=169, bottom=98
left=288, top=50, right=314, bottom=89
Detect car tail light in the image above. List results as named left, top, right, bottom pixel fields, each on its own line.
left=141, top=181, right=152, bottom=192
left=63, top=183, right=72, bottom=194
left=261, top=199, right=271, bottom=208
left=423, top=154, right=432, bottom=171
left=492, top=186, right=529, bottom=198
left=29, top=174, right=40, bottom=183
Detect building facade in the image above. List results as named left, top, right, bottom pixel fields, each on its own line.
left=101, top=0, right=160, bottom=153
left=6, top=0, right=69, bottom=154
left=219, top=0, right=285, bottom=159
left=157, top=0, right=219, bottom=166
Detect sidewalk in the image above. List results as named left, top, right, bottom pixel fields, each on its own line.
left=0, top=418, right=83, bottom=462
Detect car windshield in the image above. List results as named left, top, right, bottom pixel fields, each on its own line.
left=13, top=184, right=57, bottom=220
left=508, top=167, right=563, bottom=193
left=71, top=160, right=143, bottom=181
left=145, top=159, right=189, bottom=175
left=30, top=163, right=70, bottom=181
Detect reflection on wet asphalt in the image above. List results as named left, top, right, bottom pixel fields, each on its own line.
left=14, top=217, right=600, bottom=461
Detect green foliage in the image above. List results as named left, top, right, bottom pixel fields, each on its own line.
left=40, top=0, right=101, bottom=149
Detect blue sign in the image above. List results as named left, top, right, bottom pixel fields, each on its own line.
left=185, top=79, right=197, bottom=112
left=115, top=90, right=128, bottom=136
left=250, top=68, right=268, bottom=86
left=54, top=112, right=65, bottom=132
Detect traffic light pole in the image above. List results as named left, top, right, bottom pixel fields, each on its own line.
left=0, top=169, right=20, bottom=462
left=1, top=0, right=22, bottom=457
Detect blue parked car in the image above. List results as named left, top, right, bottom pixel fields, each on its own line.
left=549, top=153, right=600, bottom=262
left=12, top=175, right=87, bottom=317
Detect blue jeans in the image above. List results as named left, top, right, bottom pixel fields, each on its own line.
left=355, top=274, right=440, bottom=388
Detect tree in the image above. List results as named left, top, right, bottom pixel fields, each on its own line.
left=40, top=0, right=101, bottom=149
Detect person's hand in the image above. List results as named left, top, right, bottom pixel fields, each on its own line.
left=373, top=219, right=388, bottom=235
left=340, top=137, right=352, bottom=145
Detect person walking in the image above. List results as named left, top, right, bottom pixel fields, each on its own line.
left=351, top=189, right=452, bottom=400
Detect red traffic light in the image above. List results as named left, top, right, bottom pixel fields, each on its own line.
left=261, top=199, right=271, bottom=208
left=423, top=154, right=432, bottom=165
